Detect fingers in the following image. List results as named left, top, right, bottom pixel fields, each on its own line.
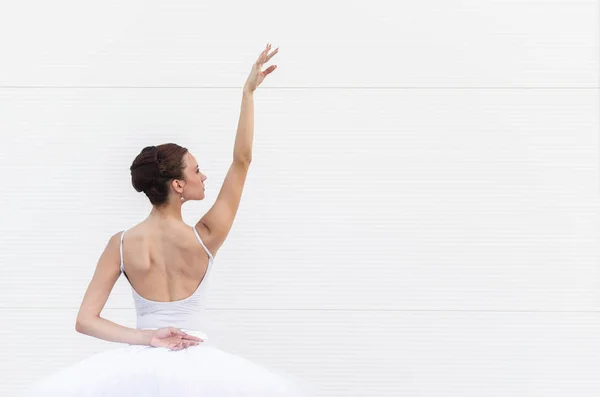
left=169, top=339, right=200, bottom=351
left=265, top=47, right=279, bottom=63
left=257, top=43, right=270, bottom=63
left=177, top=329, right=203, bottom=342
left=171, top=341, right=183, bottom=351
left=256, top=43, right=279, bottom=65
left=263, top=65, right=277, bottom=76
left=162, top=327, right=204, bottom=348
left=183, top=340, right=200, bottom=348
left=182, top=333, right=203, bottom=342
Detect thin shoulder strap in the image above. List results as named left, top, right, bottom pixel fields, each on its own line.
left=193, top=225, right=214, bottom=262
left=119, top=229, right=127, bottom=273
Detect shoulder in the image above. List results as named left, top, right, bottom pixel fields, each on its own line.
left=111, top=230, right=126, bottom=241
left=101, top=230, right=129, bottom=264
left=89, top=231, right=125, bottom=268
left=106, top=230, right=125, bottom=251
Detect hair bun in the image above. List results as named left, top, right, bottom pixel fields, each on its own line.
left=146, top=146, right=162, bottom=166
left=131, top=146, right=161, bottom=193
left=141, top=145, right=157, bottom=155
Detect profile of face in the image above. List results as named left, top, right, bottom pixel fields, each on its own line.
left=173, top=152, right=207, bottom=202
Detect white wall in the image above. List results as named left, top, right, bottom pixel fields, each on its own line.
left=1, top=1, right=599, bottom=396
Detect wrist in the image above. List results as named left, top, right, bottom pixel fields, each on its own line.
left=242, top=86, right=254, bottom=96
left=139, top=329, right=154, bottom=346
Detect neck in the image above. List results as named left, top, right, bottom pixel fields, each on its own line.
left=148, top=200, right=184, bottom=223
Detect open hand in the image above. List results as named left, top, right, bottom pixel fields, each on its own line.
left=244, top=43, right=279, bottom=93
left=149, top=327, right=203, bottom=351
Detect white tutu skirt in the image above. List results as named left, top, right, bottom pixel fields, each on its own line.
left=22, top=341, right=314, bottom=396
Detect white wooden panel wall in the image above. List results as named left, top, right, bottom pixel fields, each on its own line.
left=0, top=1, right=598, bottom=396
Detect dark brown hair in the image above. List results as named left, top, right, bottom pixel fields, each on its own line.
left=130, top=143, right=188, bottom=206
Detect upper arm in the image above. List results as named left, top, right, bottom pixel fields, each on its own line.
left=75, top=232, right=122, bottom=327
left=196, top=160, right=250, bottom=255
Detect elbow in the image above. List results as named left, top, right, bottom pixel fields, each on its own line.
left=75, top=315, right=94, bottom=334
left=233, top=155, right=252, bottom=166
left=75, top=319, right=86, bottom=333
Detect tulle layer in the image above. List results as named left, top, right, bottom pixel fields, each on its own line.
left=22, top=343, right=314, bottom=397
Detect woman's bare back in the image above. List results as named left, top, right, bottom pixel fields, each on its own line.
left=120, top=221, right=212, bottom=303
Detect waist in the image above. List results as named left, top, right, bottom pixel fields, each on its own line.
left=135, top=309, right=208, bottom=338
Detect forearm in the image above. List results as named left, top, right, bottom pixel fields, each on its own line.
left=233, top=89, right=254, bottom=163
left=75, top=316, right=152, bottom=346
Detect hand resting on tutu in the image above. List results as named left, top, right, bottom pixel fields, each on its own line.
left=149, top=327, right=203, bottom=351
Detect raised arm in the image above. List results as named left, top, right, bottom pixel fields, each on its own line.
left=196, top=44, right=278, bottom=256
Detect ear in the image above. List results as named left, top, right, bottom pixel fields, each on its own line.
left=171, top=179, right=185, bottom=194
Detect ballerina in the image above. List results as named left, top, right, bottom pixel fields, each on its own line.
left=22, top=43, right=313, bottom=396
